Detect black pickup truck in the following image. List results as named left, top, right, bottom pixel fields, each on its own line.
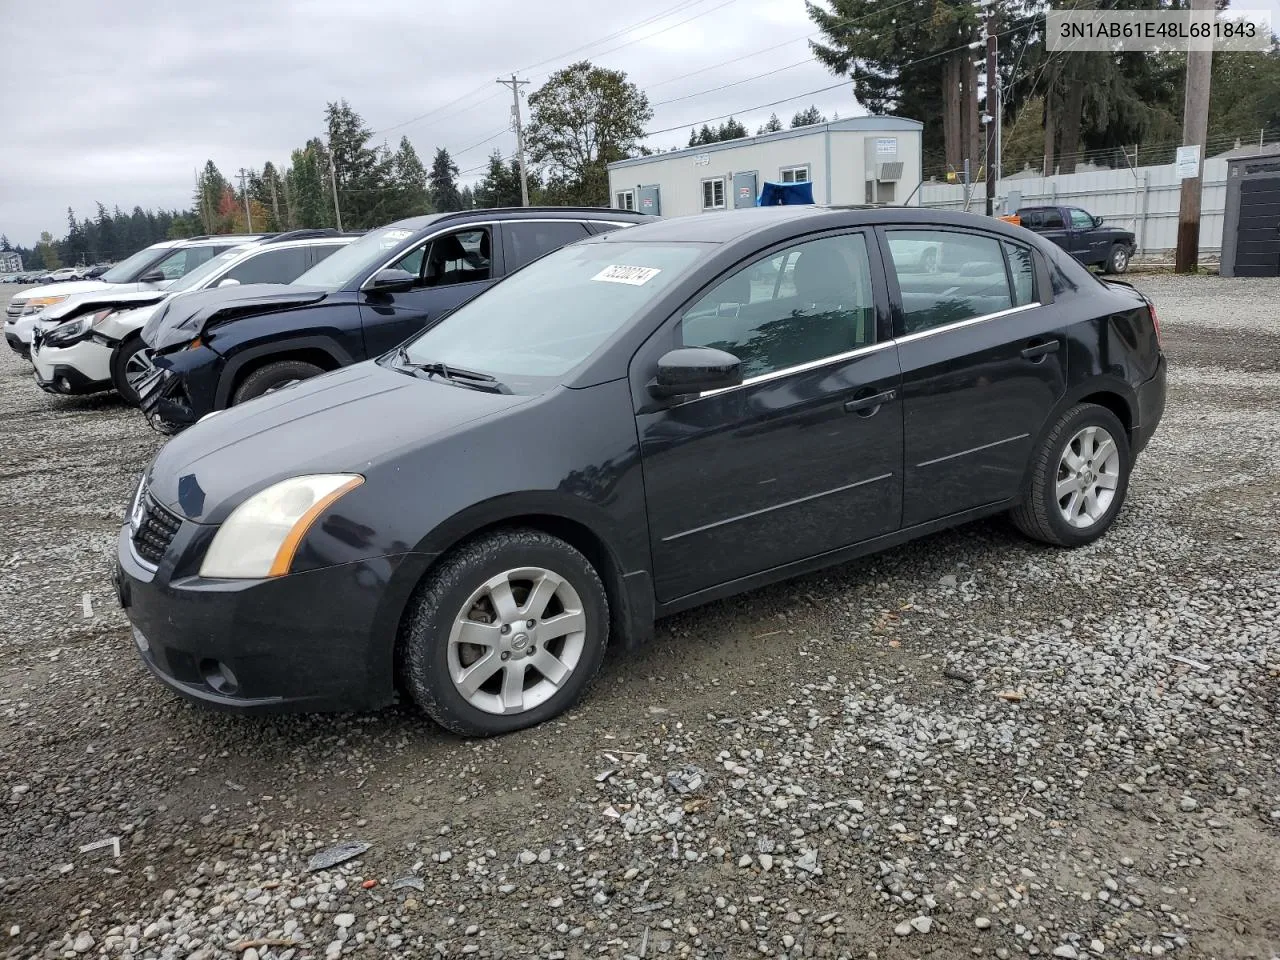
left=1015, top=205, right=1136, bottom=274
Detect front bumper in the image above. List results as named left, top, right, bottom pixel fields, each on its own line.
left=32, top=338, right=114, bottom=394
left=1131, top=353, right=1167, bottom=459
left=4, top=329, right=28, bottom=359
left=114, top=524, right=424, bottom=713
left=137, top=346, right=225, bottom=434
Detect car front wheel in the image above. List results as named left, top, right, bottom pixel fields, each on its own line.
left=111, top=335, right=155, bottom=406
left=1105, top=244, right=1131, bottom=274
left=231, top=359, right=325, bottom=405
left=1010, top=403, right=1131, bottom=547
left=403, top=529, right=610, bottom=736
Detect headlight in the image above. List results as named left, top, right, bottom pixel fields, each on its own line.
left=42, top=309, right=112, bottom=347
left=22, top=295, right=68, bottom=315
left=199, top=474, right=364, bottom=579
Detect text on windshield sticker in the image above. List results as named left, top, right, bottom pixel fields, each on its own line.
left=591, top=264, right=661, bottom=286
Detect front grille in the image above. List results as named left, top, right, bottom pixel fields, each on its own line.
left=132, top=494, right=182, bottom=566
left=6, top=302, right=24, bottom=318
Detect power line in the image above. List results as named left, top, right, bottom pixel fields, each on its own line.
left=516, top=0, right=709, bottom=74
left=652, top=57, right=816, bottom=107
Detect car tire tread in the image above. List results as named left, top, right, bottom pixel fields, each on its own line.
left=232, top=359, right=325, bottom=405
left=1010, top=402, right=1131, bottom=547
left=403, top=528, right=609, bottom=737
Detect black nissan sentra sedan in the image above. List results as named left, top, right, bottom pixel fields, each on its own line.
left=114, top=205, right=1167, bottom=736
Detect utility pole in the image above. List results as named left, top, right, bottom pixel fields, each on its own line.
left=329, top=154, right=344, bottom=232
left=1175, top=0, right=1214, bottom=273
left=497, top=74, right=531, bottom=206
left=984, top=0, right=998, bottom=217
left=268, top=173, right=282, bottom=230
left=237, top=168, right=253, bottom=232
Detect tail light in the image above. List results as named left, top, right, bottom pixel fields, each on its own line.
left=1147, top=300, right=1162, bottom=348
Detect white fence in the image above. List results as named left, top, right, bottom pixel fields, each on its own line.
left=918, top=159, right=1230, bottom=255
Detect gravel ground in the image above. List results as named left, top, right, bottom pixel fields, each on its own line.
left=1, top=275, right=1278, bottom=960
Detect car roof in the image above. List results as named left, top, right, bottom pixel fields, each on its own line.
left=591, top=205, right=1044, bottom=245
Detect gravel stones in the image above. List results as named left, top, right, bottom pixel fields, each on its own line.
left=2, top=275, right=1280, bottom=959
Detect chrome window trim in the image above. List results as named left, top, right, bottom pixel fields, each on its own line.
left=697, top=340, right=895, bottom=399
left=893, top=302, right=1040, bottom=345
left=688, top=302, right=1042, bottom=401
left=360, top=221, right=497, bottom=292
left=917, top=432, right=1030, bottom=467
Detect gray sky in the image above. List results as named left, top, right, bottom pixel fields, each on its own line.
left=4, top=0, right=1277, bottom=248
left=1, top=0, right=859, bottom=247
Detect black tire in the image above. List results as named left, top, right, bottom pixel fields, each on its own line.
left=403, top=528, right=610, bottom=737
left=110, top=335, right=153, bottom=406
left=231, top=359, right=325, bottom=405
left=1010, top=403, right=1131, bottom=547
left=1104, top=244, right=1131, bottom=274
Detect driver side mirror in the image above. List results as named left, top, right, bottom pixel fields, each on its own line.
left=1093, top=215, right=1104, bottom=227
left=216, top=277, right=240, bottom=288
left=139, top=270, right=167, bottom=284
left=648, top=347, right=742, bottom=399
left=366, top=268, right=417, bottom=295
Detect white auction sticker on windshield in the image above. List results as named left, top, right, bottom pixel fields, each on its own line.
left=591, top=264, right=661, bottom=286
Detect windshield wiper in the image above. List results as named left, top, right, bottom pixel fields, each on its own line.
left=392, top=346, right=508, bottom=392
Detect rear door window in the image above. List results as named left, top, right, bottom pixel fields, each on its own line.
left=1040, top=208, right=1065, bottom=229
left=504, top=221, right=591, bottom=272
left=1002, top=241, right=1036, bottom=306
left=885, top=229, right=1014, bottom=335
left=223, top=247, right=311, bottom=285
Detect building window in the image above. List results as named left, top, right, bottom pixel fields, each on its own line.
left=780, top=165, right=810, bottom=183
left=615, top=190, right=635, bottom=211
left=702, top=178, right=726, bottom=211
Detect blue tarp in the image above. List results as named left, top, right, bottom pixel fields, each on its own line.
left=757, top=180, right=815, bottom=206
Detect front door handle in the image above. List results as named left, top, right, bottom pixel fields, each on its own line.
left=844, top=388, right=897, bottom=416
left=1021, top=339, right=1060, bottom=361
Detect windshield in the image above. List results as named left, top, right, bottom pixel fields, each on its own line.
left=292, top=224, right=421, bottom=290
left=398, top=240, right=706, bottom=391
left=100, top=244, right=168, bottom=283
left=166, top=247, right=248, bottom=293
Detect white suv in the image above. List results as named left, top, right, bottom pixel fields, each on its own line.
left=5, top=234, right=264, bottom=358
left=30, top=230, right=356, bottom=403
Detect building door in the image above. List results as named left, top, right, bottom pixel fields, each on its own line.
left=637, top=185, right=661, bottom=216
left=732, top=171, right=758, bottom=208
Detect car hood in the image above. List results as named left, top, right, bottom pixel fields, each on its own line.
left=145, top=360, right=535, bottom=523
left=12, top=279, right=115, bottom=302
left=41, top=286, right=170, bottom=324
left=98, top=300, right=161, bottom=339
left=142, top=283, right=329, bottom=352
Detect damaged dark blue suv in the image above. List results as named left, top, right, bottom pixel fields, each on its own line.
left=136, top=207, right=648, bottom=432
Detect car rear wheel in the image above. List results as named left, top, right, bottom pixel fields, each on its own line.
left=1010, top=403, right=1131, bottom=547
left=403, top=529, right=609, bottom=736
left=110, top=335, right=155, bottom=407
left=231, top=359, right=325, bottom=405
left=1105, top=244, right=1130, bottom=274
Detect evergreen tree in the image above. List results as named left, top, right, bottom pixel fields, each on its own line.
left=429, top=147, right=462, bottom=212
left=459, top=184, right=476, bottom=210
left=790, top=105, right=827, bottom=128
left=326, top=99, right=392, bottom=228
left=474, top=150, right=524, bottom=208
left=286, top=139, right=333, bottom=229
left=0, top=235, right=9, bottom=251
left=757, top=113, right=784, bottom=135
left=391, top=136, right=431, bottom=216
left=718, top=117, right=747, bottom=140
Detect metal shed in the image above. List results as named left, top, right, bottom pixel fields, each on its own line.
left=1220, top=151, right=1280, bottom=277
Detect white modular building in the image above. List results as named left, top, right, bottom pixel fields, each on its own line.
left=607, top=116, right=924, bottom=219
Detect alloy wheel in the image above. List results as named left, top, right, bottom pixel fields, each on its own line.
left=447, top=567, right=587, bottom=716
left=1056, top=425, right=1121, bottom=528
left=124, top=348, right=155, bottom=390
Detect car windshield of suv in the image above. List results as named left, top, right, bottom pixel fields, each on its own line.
left=165, top=247, right=249, bottom=294
left=396, top=240, right=706, bottom=392
left=292, top=225, right=418, bottom=290
left=99, top=245, right=168, bottom=284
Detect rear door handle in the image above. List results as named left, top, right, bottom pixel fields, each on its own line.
left=844, top=388, right=897, bottom=415
left=1021, top=340, right=1060, bottom=361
